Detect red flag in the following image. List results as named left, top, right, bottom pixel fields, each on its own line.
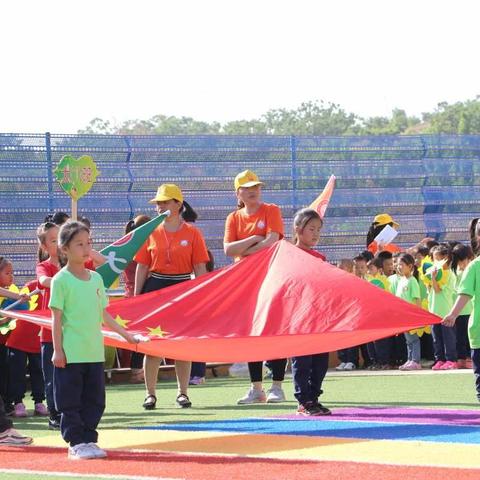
left=2, top=241, right=440, bottom=362
left=309, top=174, right=336, bottom=218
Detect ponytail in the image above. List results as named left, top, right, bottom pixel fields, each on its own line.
left=366, top=222, right=391, bottom=247
left=469, top=218, right=480, bottom=256
left=180, top=200, right=198, bottom=223
left=237, top=200, right=245, bottom=210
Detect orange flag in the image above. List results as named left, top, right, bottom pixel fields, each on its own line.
left=309, top=174, right=336, bottom=218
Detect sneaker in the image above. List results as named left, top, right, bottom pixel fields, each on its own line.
left=48, top=416, right=61, bottom=430
left=439, top=361, right=458, bottom=370
left=399, top=361, right=412, bottom=371
left=0, top=428, right=33, bottom=446
left=86, top=443, right=107, bottom=458
left=266, top=386, right=286, bottom=403
left=456, top=359, right=467, bottom=369
left=175, top=393, right=192, bottom=408
left=335, top=362, right=347, bottom=371
left=432, top=361, right=446, bottom=370
left=297, top=401, right=331, bottom=416
left=13, top=402, right=28, bottom=417
left=404, top=361, right=422, bottom=370
left=68, top=443, right=97, bottom=460
left=189, top=376, right=206, bottom=385
left=343, top=362, right=356, bottom=371
left=314, top=402, right=332, bottom=415
left=34, top=403, right=49, bottom=416
left=237, top=388, right=267, bottom=405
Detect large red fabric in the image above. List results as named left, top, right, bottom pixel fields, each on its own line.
left=1, top=241, right=441, bottom=362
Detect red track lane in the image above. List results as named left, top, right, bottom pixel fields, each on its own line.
left=1, top=446, right=479, bottom=480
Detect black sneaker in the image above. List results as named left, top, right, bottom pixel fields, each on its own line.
left=314, top=402, right=332, bottom=415
left=297, top=402, right=324, bottom=416
left=48, top=416, right=61, bottom=430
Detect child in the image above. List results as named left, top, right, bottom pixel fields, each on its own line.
left=451, top=243, right=474, bottom=369
left=429, top=245, right=457, bottom=370
left=394, top=254, right=422, bottom=370
left=50, top=221, right=138, bottom=460
left=443, top=219, right=480, bottom=402
left=6, top=279, right=47, bottom=417
left=290, top=208, right=331, bottom=415
left=0, top=258, right=30, bottom=411
left=36, top=221, right=62, bottom=429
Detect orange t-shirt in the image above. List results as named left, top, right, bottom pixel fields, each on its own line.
left=367, top=241, right=402, bottom=255
left=224, top=203, right=284, bottom=244
left=134, top=222, right=210, bottom=274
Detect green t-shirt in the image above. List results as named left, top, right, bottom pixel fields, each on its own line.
left=455, top=269, right=473, bottom=316
left=389, top=273, right=399, bottom=295
left=394, top=275, right=420, bottom=304
left=458, top=257, right=480, bottom=349
left=427, top=269, right=456, bottom=317
left=49, top=268, right=108, bottom=363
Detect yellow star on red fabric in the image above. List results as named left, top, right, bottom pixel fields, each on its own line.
left=114, top=315, right=130, bottom=328
left=147, top=325, right=169, bottom=338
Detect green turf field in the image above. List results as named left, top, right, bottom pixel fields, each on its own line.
left=10, top=371, right=479, bottom=439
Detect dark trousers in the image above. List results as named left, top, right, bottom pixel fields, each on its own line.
left=337, top=347, right=359, bottom=366
left=191, top=362, right=206, bottom=378
left=8, top=348, right=45, bottom=404
left=472, top=349, right=480, bottom=402
left=0, top=394, right=13, bottom=434
left=54, top=362, right=105, bottom=447
left=248, top=359, right=287, bottom=383
left=130, top=352, right=144, bottom=369
left=456, top=315, right=471, bottom=360
left=292, top=353, right=329, bottom=405
left=431, top=324, right=457, bottom=362
left=374, top=337, right=394, bottom=365
left=391, top=334, right=407, bottom=365
left=0, top=344, right=8, bottom=406
left=41, top=342, right=58, bottom=417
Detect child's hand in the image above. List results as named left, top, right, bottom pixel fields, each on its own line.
left=52, top=349, right=67, bottom=368
left=18, top=293, right=30, bottom=304
left=124, top=332, right=140, bottom=344
left=0, top=316, right=11, bottom=325
left=442, top=314, right=456, bottom=327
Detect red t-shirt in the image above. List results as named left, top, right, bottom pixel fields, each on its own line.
left=303, top=248, right=327, bottom=261
left=6, top=281, right=41, bottom=353
left=36, top=260, right=60, bottom=343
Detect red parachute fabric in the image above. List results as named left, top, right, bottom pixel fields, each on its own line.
left=2, top=241, right=440, bottom=362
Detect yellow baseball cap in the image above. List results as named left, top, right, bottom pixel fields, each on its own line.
left=234, top=170, right=264, bottom=191
left=149, top=184, right=184, bottom=204
left=374, top=213, right=400, bottom=228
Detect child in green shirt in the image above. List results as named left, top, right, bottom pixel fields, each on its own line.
left=50, top=222, right=138, bottom=460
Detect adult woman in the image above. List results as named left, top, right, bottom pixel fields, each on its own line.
left=366, top=213, right=402, bottom=255
left=223, top=169, right=287, bottom=404
left=134, top=184, right=210, bottom=409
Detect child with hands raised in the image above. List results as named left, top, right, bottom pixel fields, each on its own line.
left=50, top=221, right=138, bottom=460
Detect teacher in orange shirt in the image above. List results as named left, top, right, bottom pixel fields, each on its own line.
left=134, top=184, right=210, bottom=410
left=224, top=170, right=287, bottom=405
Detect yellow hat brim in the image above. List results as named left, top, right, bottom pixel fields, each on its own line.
left=148, top=195, right=177, bottom=204
left=236, top=180, right=264, bottom=190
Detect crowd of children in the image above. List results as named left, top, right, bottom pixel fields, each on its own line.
left=1, top=189, right=480, bottom=458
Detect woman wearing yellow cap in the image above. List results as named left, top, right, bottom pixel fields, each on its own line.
left=366, top=213, right=402, bottom=255
left=134, top=184, right=210, bottom=410
left=224, top=170, right=288, bottom=405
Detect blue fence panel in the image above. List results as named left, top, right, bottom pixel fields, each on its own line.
left=1, top=133, right=479, bottom=285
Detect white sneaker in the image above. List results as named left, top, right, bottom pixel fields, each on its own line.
left=68, top=443, right=97, bottom=460
left=335, top=362, right=347, bottom=371
left=266, top=386, right=286, bottom=403
left=343, top=362, right=356, bottom=371
left=87, top=442, right=107, bottom=458
left=237, top=388, right=267, bottom=405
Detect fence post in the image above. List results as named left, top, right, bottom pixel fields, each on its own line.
left=290, top=135, right=298, bottom=212
left=45, top=132, right=54, bottom=213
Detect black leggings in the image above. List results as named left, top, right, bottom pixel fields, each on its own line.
left=248, top=359, right=287, bottom=383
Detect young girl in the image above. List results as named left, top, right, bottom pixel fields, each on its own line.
left=36, top=221, right=62, bottom=429
left=290, top=208, right=331, bottom=415
left=429, top=245, right=457, bottom=370
left=50, top=221, right=138, bottom=460
left=451, top=243, right=474, bottom=369
left=394, top=254, right=422, bottom=370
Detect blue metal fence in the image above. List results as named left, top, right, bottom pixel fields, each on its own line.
left=1, top=133, right=479, bottom=285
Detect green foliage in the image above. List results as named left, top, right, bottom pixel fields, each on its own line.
left=78, top=98, right=480, bottom=136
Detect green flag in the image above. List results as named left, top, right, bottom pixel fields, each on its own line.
left=96, top=212, right=168, bottom=288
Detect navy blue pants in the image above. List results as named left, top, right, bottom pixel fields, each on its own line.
left=431, top=324, right=457, bottom=362
left=191, top=362, right=206, bottom=378
left=337, top=347, right=359, bottom=366
left=7, top=348, right=45, bottom=404
left=54, top=362, right=105, bottom=447
left=41, top=342, right=58, bottom=417
left=292, top=353, right=329, bottom=405
left=472, top=349, right=480, bottom=402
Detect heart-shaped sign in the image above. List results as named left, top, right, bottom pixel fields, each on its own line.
left=54, top=155, right=99, bottom=200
